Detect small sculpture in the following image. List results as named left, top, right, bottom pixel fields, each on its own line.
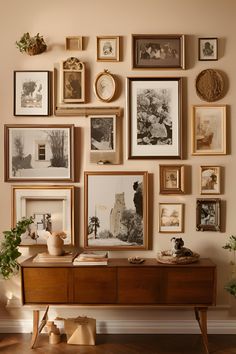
left=45, top=231, right=67, bottom=256
left=171, top=237, right=193, bottom=257
left=157, top=237, right=199, bottom=264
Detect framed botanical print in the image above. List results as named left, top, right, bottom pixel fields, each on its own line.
left=12, top=185, right=74, bottom=246
left=191, top=105, right=226, bottom=155
left=14, top=71, right=50, bottom=116
left=84, top=171, right=148, bottom=250
left=132, top=34, right=185, bottom=69
left=196, top=198, right=221, bottom=231
left=61, top=57, right=85, bottom=103
left=159, top=203, right=184, bottom=233
left=198, top=38, right=218, bottom=61
left=159, top=165, right=185, bottom=194
left=97, top=36, right=120, bottom=62
left=127, top=77, right=182, bottom=159
left=5, top=124, right=74, bottom=182
left=200, top=166, right=221, bottom=195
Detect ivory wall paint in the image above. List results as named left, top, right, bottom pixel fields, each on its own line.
left=0, top=0, right=236, bottom=330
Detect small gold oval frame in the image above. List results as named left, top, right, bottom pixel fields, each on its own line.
left=94, top=70, right=116, bottom=102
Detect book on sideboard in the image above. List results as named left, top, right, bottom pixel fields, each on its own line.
left=73, top=251, right=108, bottom=266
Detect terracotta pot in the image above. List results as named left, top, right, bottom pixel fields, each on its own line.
left=47, top=233, right=64, bottom=256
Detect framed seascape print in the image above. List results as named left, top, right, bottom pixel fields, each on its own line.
left=200, top=166, right=221, bottom=195
left=127, top=77, right=182, bottom=159
left=97, top=36, right=120, bottom=62
left=159, top=203, right=184, bottom=233
left=159, top=165, right=185, bottom=194
left=132, top=34, right=185, bottom=69
left=14, top=71, right=50, bottom=116
left=196, top=198, right=221, bottom=231
left=84, top=171, right=148, bottom=250
left=12, top=185, right=74, bottom=246
left=5, top=124, right=74, bottom=182
left=198, top=38, right=218, bottom=61
left=191, top=105, right=226, bottom=155
left=61, top=57, right=85, bottom=103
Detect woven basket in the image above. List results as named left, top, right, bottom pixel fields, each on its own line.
left=26, top=42, right=47, bottom=56
left=157, top=251, right=200, bottom=265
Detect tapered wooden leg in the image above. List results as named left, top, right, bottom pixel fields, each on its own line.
left=194, top=307, right=209, bottom=354
left=30, top=306, right=49, bottom=349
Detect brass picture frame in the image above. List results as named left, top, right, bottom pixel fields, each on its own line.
left=159, top=203, right=184, bottom=233
left=196, top=198, right=221, bottom=231
left=200, top=166, right=221, bottom=195
left=159, top=165, right=185, bottom=194
left=97, top=36, right=120, bottom=62
left=93, top=70, right=116, bottom=102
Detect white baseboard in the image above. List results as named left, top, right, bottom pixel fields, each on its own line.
left=0, top=319, right=236, bottom=334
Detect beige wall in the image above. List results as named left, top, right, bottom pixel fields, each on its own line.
left=1, top=0, right=236, bottom=328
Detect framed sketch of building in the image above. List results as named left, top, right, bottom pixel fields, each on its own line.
left=4, top=124, right=74, bottom=182
left=84, top=171, right=148, bottom=250
left=196, top=198, right=221, bottom=231
left=14, top=71, right=50, bottom=116
left=127, top=77, right=182, bottom=159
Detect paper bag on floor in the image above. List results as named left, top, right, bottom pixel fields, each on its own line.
left=64, top=316, right=96, bottom=345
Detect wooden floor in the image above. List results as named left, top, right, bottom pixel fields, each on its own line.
left=0, top=333, right=236, bottom=354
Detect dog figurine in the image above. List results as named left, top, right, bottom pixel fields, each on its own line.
left=171, top=237, right=193, bottom=258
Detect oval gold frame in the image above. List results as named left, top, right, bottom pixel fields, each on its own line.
left=94, top=70, right=116, bottom=102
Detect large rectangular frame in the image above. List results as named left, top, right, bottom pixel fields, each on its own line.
left=84, top=171, right=148, bottom=250
left=196, top=198, right=221, bottom=231
left=127, top=77, right=182, bottom=159
left=5, top=124, right=74, bottom=182
left=12, top=185, right=74, bottom=246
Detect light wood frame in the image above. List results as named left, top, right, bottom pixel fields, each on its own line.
left=159, top=165, right=185, bottom=194
left=84, top=171, right=148, bottom=250
left=159, top=203, right=184, bottom=233
left=200, top=166, right=221, bottom=195
left=196, top=198, right=221, bottom=231
left=65, top=36, right=83, bottom=50
left=61, top=57, right=85, bottom=103
left=97, top=36, right=120, bottom=62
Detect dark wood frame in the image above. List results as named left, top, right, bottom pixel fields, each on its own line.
left=132, top=34, right=185, bottom=69
left=84, top=171, right=148, bottom=250
left=198, top=38, right=218, bottom=61
left=196, top=198, right=221, bottom=231
left=127, top=77, right=182, bottom=159
left=4, top=124, right=74, bottom=182
left=159, top=164, right=185, bottom=194
left=14, top=70, right=50, bottom=116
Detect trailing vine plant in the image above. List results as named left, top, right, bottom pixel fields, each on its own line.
left=223, top=235, right=236, bottom=297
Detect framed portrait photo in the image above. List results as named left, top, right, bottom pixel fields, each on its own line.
left=84, top=171, right=148, bottom=250
left=127, top=77, right=182, bottom=159
left=198, top=38, right=218, bottom=61
left=191, top=105, right=226, bottom=155
left=159, top=165, right=185, bottom=194
left=200, top=166, right=221, bottom=195
left=5, top=124, right=74, bottom=182
left=14, top=71, right=50, bottom=116
left=97, top=36, right=120, bottom=62
left=12, top=185, right=75, bottom=246
left=159, top=203, right=184, bottom=233
left=196, top=198, right=221, bottom=231
left=94, top=70, right=116, bottom=102
left=61, top=57, right=85, bottom=103
left=132, top=34, right=185, bottom=69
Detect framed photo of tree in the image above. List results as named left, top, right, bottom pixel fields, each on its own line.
left=4, top=124, right=74, bottom=182
left=84, top=171, right=148, bottom=250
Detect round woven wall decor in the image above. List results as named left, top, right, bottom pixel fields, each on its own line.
left=195, top=69, right=224, bottom=102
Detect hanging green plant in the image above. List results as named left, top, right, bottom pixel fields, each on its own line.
left=223, top=235, right=236, bottom=297
left=16, top=32, right=47, bottom=55
left=0, top=217, right=34, bottom=279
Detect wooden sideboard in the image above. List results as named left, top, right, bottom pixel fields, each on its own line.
left=20, top=258, right=216, bottom=353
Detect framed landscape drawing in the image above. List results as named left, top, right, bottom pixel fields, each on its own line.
left=191, top=105, right=226, bottom=155
left=84, top=171, right=148, bottom=250
left=159, top=203, right=184, bottom=233
left=132, top=34, right=185, bottom=69
left=5, top=124, right=74, bottom=182
left=200, top=166, right=221, bottom=195
left=12, top=185, right=74, bottom=246
left=196, top=198, right=221, bottom=231
left=97, top=36, right=120, bottom=62
left=198, top=38, right=218, bottom=61
left=159, top=165, right=185, bottom=194
left=127, top=77, right=182, bottom=159
left=14, top=71, right=50, bottom=116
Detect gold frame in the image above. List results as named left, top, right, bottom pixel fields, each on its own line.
left=12, top=185, right=75, bottom=246
left=93, top=70, right=116, bottom=102
left=159, top=203, right=184, bottom=233
left=84, top=171, right=148, bottom=250
left=61, top=57, right=85, bottom=103
left=191, top=105, right=226, bottom=155
left=196, top=198, right=221, bottom=231
left=159, top=165, right=185, bottom=194
left=96, top=36, right=120, bottom=62
left=200, top=166, right=221, bottom=195
left=65, top=36, right=83, bottom=51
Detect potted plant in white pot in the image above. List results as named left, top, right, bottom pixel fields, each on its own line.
left=223, top=235, right=236, bottom=297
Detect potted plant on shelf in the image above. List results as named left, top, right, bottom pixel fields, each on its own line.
left=16, top=32, right=47, bottom=55
left=223, top=235, right=236, bottom=297
left=0, top=217, right=34, bottom=279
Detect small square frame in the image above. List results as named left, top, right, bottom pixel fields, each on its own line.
left=198, top=38, right=218, bottom=61
left=159, top=165, right=185, bottom=194
left=196, top=198, right=221, bottom=231
left=200, top=166, right=221, bottom=195
left=159, top=203, right=184, bottom=233
left=97, top=36, right=120, bottom=62
left=65, top=36, right=83, bottom=51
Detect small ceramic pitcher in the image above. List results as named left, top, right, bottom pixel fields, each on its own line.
left=46, top=232, right=66, bottom=256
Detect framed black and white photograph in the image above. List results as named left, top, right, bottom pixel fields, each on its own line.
left=14, top=71, right=50, bottom=116
left=159, top=164, right=185, bottom=194
left=84, top=171, right=148, bottom=250
left=198, top=38, right=218, bottom=61
left=12, top=185, right=74, bottom=246
left=90, top=115, right=116, bottom=152
left=132, top=34, right=185, bottom=69
left=61, top=57, right=85, bottom=103
left=97, top=36, right=120, bottom=62
left=127, top=77, right=182, bottom=159
left=5, top=124, right=74, bottom=182
left=159, top=203, right=184, bottom=233
left=196, top=198, right=221, bottom=231
left=200, top=166, right=221, bottom=195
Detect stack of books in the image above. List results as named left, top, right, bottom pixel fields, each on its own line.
left=73, top=251, right=108, bottom=266
left=33, top=251, right=78, bottom=263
